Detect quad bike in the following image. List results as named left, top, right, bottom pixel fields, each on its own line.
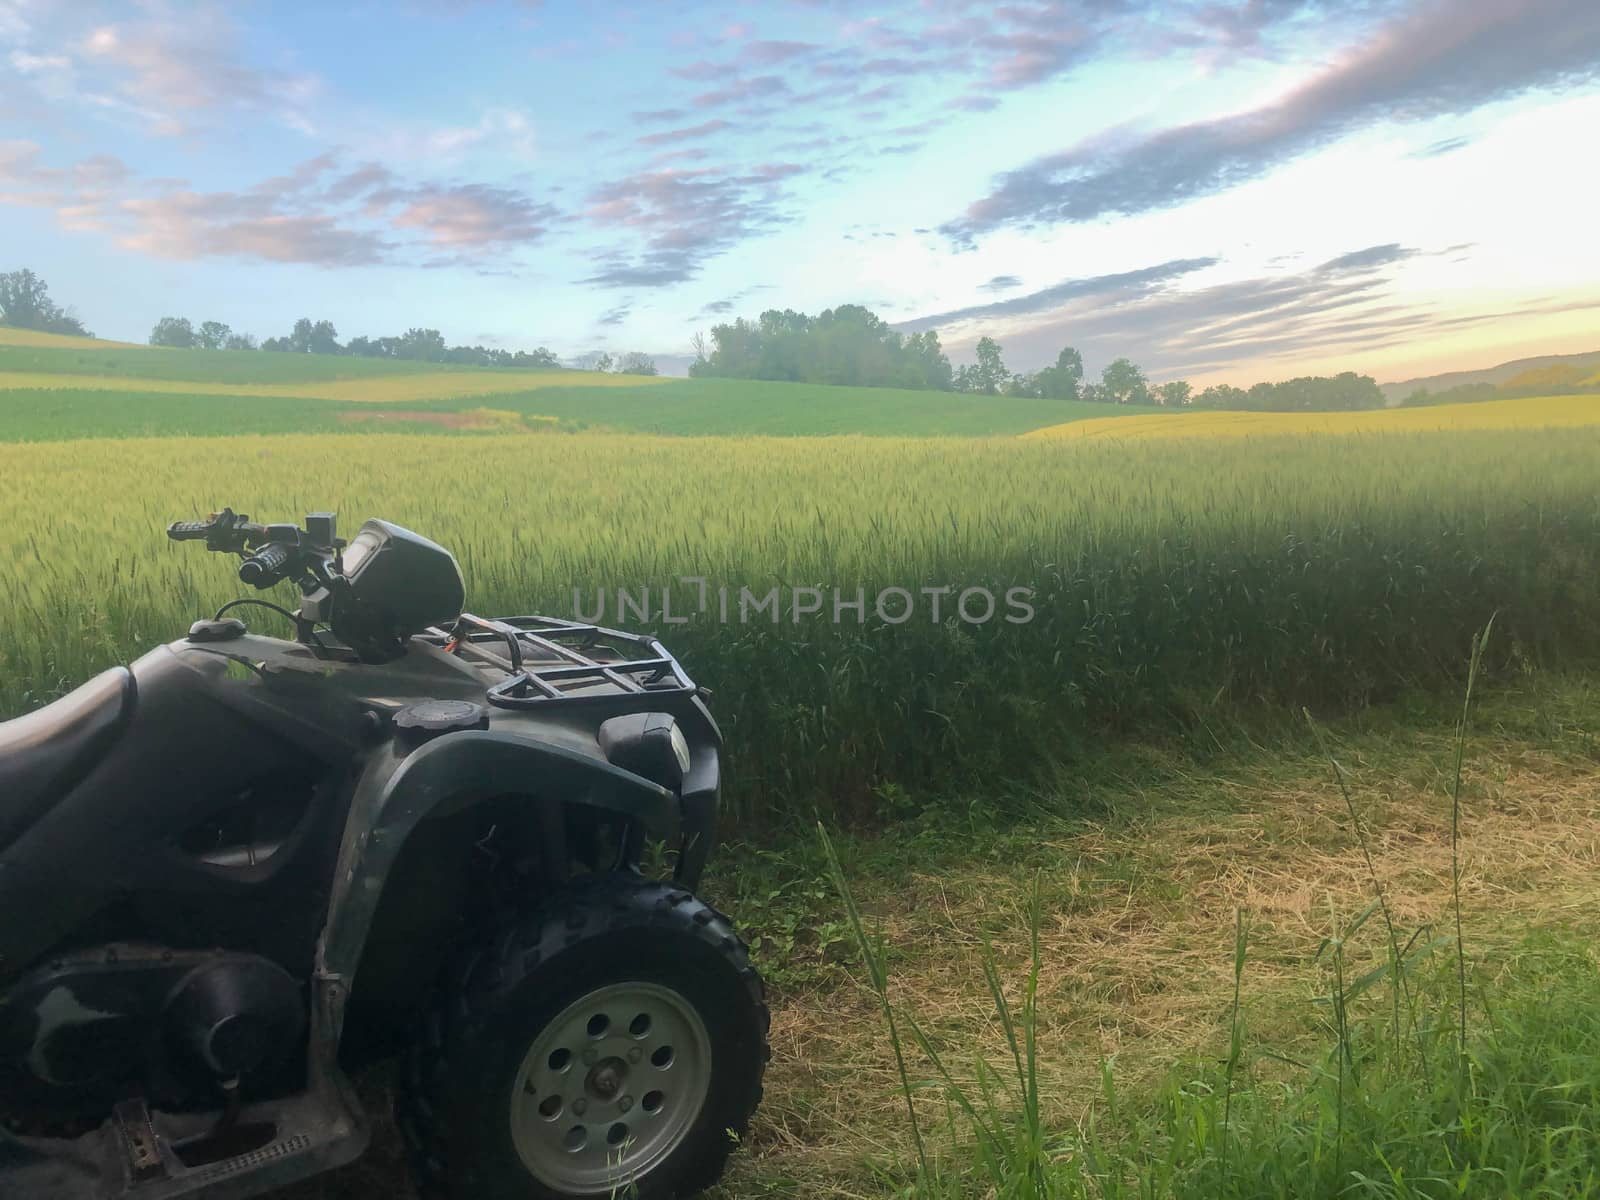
left=0, top=509, right=768, bottom=1199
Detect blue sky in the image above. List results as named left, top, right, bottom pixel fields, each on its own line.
left=3, top=0, right=1598, bottom=384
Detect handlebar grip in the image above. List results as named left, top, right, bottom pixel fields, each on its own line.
left=238, top=543, right=296, bottom=588
left=168, top=520, right=214, bottom=541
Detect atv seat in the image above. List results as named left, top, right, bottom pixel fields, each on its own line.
left=0, top=667, right=136, bottom=853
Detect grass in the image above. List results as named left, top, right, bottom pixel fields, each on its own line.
left=1027, top=393, right=1600, bottom=440
left=0, top=341, right=1154, bottom=437
left=0, top=368, right=661, bottom=401
left=4, top=428, right=1599, bottom=825
left=709, top=668, right=1600, bottom=1198
left=0, top=342, right=495, bottom=383
left=0, top=378, right=1132, bottom=439
left=5, top=338, right=1600, bottom=1196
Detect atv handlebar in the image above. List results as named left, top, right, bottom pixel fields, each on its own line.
left=168, top=508, right=343, bottom=591
left=238, top=542, right=296, bottom=589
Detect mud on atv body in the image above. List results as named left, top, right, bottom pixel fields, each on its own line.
left=0, top=512, right=766, bottom=1200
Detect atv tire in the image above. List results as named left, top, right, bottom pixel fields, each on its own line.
left=397, top=874, right=769, bottom=1199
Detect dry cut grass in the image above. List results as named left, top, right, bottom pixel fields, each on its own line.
left=720, top=713, right=1600, bottom=1194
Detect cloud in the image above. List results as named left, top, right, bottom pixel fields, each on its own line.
left=980, top=274, right=1022, bottom=292
left=896, top=256, right=1220, bottom=331
left=696, top=283, right=772, bottom=318
left=943, top=0, right=1600, bottom=243
left=636, top=118, right=732, bottom=146
left=914, top=241, right=1524, bottom=379
left=376, top=182, right=559, bottom=250
left=581, top=165, right=797, bottom=287
left=1413, top=134, right=1469, bottom=157
left=980, top=17, right=1099, bottom=89
left=1315, top=243, right=1417, bottom=272
left=79, top=9, right=320, bottom=136
left=9, top=49, right=66, bottom=72
left=410, top=107, right=537, bottom=159
left=692, top=74, right=788, bottom=108
left=668, top=60, right=722, bottom=81
left=120, top=201, right=389, bottom=266
left=0, top=143, right=555, bottom=268
left=632, top=107, right=687, bottom=123
left=743, top=39, right=816, bottom=63
left=598, top=301, right=632, bottom=325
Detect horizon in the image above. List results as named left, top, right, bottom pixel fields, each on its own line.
left=2, top=0, right=1598, bottom=388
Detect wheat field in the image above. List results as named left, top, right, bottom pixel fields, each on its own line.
left=4, top=426, right=1598, bottom=823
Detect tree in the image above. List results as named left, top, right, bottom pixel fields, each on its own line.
left=224, top=332, right=258, bottom=350
left=1190, top=373, right=1383, bottom=411
left=617, top=351, right=658, bottom=376
left=398, top=327, right=445, bottom=361
left=689, top=303, right=952, bottom=390
left=283, top=317, right=341, bottom=355
left=1034, top=345, right=1083, bottom=400
left=1005, top=372, right=1041, bottom=398
left=1101, top=357, right=1150, bottom=405
left=309, top=320, right=340, bottom=355
left=971, top=336, right=1007, bottom=395
left=197, top=320, right=232, bottom=351
left=0, top=268, right=90, bottom=336
left=1155, top=380, right=1192, bottom=407
left=1194, top=383, right=1247, bottom=408
left=149, top=317, right=196, bottom=348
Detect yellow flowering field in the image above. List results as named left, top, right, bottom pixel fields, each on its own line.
left=1025, top=393, right=1600, bottom=440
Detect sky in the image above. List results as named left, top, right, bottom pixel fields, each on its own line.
left=2, top=0, right=1598, bottom=386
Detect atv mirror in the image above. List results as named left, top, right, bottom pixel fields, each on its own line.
left=598, top=712, right=690, bottom=790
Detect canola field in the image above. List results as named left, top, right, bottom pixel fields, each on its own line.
left=1028, top=392, right=1600, bottom=439
left=0, top=326, right=141, bottom=349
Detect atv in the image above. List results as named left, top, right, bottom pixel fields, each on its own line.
left=0, top=509, right=768, bottom=1200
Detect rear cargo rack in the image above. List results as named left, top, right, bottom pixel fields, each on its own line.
left=418, top=613, right=699, bottom=709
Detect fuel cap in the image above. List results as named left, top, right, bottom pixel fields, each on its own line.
left=393, top=699, right=489, bottom=743
left=188, top=617, right=247, bottom=642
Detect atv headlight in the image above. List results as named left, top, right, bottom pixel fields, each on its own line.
left=598, top=712, right=690, bottom=790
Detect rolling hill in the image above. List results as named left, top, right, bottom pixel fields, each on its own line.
left=1379, top=347, right=1600, bottom=401
left=0, top=339, right=1153, bottom=439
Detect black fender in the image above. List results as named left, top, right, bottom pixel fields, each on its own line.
left=320, top=729, right=675, bottom=993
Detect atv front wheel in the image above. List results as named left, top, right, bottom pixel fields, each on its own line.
left=398, top=876, right=769, bottom=1199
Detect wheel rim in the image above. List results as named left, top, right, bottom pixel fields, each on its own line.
left=509, top=980, right=713, bottom=1195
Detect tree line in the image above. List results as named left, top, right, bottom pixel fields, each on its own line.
left=147, top=314, right=659, bottom=374
left=0, top=269, right=92, bottom=337
left=690, top=306, right=1385, bottom=410
left=3, top=267, right=1388, bottom=405
left=689, top=305, right=953, bottom=389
